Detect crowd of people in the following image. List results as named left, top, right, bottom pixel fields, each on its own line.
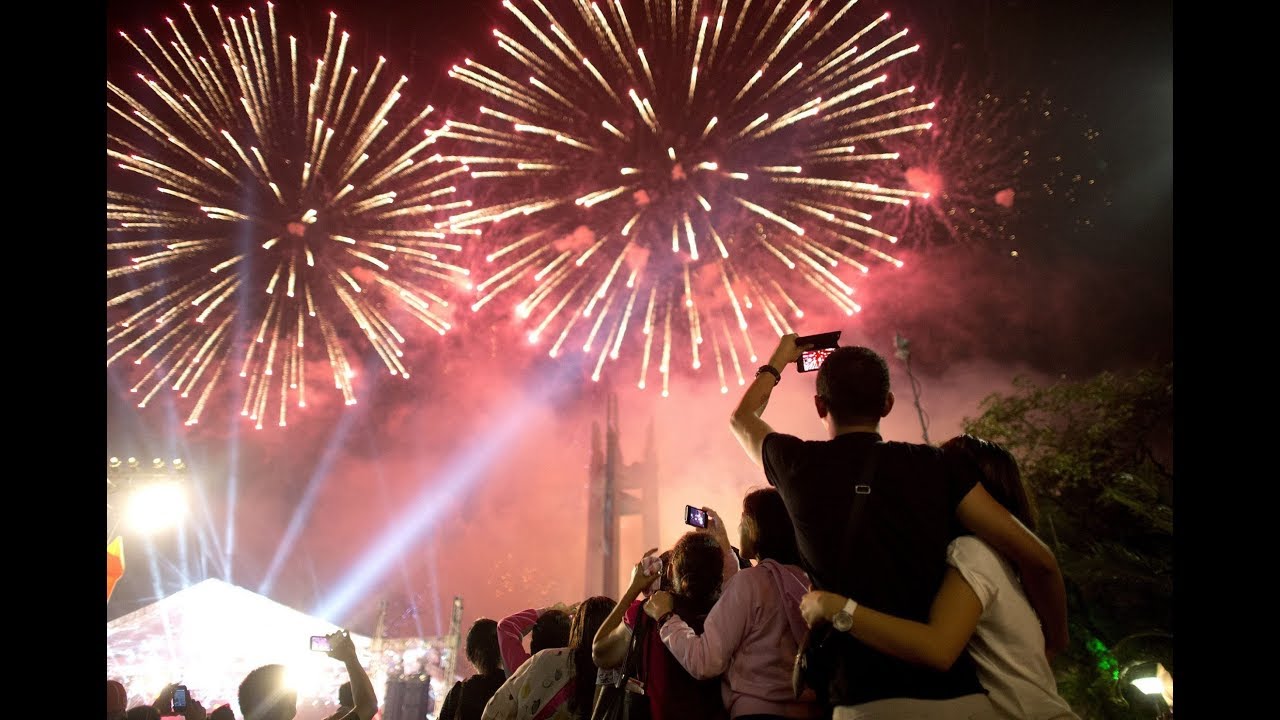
left=110, top=336, right=1080, bottom=720
left=107, top=630, right=378, bottom=720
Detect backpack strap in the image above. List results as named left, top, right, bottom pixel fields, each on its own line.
left=836, top=442, right=882, bottom=577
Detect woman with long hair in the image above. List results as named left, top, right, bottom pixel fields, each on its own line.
left=644, top=488, right=821, bottom=720
left=482, top=596, right=616, bottom=720
left=593, top=530, right=732, bottom=720
left=799, top=435, right=1079, bottom=720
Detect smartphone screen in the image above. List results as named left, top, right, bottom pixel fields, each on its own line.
left=798, top=347, right=836, bottom=373
left=685, top=505, right=708, bottom=528
left=172, top=686, right=188, bottom=712
left=310, top=635, right=331, bottom=652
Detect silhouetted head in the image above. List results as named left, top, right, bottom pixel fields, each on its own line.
left=107, top=680, right=129, bottom=720
left=942, top=434, right=1038, bottom=532
left=238, top=664, right=297, bottom=720
left=671, top=531, right=725, bottom=609
left=209, top=705, right=236, bottom=720
left=815, top=346, right=894, bottom=431
left=531, top=609, right=572, bottom=654
left=465, top=618, right=503, bottom=675
left=739, top=487, right=801, bottom=565
left=337, top=681, right=353, bottom=709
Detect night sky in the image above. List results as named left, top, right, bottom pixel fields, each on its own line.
left=104, top=0, right=1172, bottom=642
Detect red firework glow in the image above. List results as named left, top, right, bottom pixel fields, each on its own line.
left=439, top=0, right=935, bottom=396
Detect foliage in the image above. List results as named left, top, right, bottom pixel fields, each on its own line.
left=962, top=364, right=1173, bottom=719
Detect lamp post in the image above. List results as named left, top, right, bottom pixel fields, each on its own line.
left=893, top=334, right=930, bottom=445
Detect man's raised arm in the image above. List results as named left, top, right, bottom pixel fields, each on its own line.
left=730, top=334, right=806, bottom=467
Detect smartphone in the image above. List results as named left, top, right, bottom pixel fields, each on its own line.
left=172, top=685, right=188, bottom=713
left=685, top=505, right=708, bottom=528
left=795, top=331, right=842, bottom=373
left=310, top=634, right=331, bottom=652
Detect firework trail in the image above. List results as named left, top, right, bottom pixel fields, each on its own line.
left=439, top=0, right=933, bottom=396
left=879, top=71, right=1109, bottom=250
left=107, top=3, right=472, bottom=428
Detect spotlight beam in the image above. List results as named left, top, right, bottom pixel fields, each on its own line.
left=258, top=401, right=365, bottom=596
left=311, top=361, right=581, bottom=622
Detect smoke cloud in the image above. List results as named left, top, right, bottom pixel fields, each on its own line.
left=107, top=239, right=1170, bottom=668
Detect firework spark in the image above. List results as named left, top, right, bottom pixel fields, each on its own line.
left=440, top=0, right=932, bottom=395
left=108, top=4, right=472, bottom=428
left=879, top=71, right=1109, bottom=250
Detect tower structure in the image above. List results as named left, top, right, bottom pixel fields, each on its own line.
left=445, top=596, right=464, bottom=680
left=585, top=393, right=659, bottom=598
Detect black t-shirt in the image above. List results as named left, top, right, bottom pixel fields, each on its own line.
left=762, top=431, right=986, bottom=706
left=439, top=671, right=506, bottom=720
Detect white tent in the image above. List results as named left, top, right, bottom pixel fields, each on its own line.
left=106, top=578, right=372, bottom=719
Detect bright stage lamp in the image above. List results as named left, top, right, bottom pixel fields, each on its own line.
left=126, top=483, right=187, bottom=534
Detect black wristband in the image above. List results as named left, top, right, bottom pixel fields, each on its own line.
left=657, top=611, right=675, bottom=626
left=755, top=364, right=781, bottom=384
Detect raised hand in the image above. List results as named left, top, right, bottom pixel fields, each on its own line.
left=628, top=547, right=662, bottom=593
left=326, top=629, right=359, bottom=663
left=643, top=590, right=674, bottom=621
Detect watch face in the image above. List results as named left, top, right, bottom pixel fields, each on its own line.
left=833, top=612, right=853, bottom=632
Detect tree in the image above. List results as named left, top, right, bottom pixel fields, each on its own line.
left=962, top=364, right=1173, bottom=719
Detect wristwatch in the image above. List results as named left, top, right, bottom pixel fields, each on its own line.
left=832, top=598, right=858, bottom=632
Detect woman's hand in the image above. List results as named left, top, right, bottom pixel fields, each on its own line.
left=627, top=547, right=662, bottom=594
left=643, top=591, right=674, bottom=621
left=703, top=506, right=732, bottom=548
left=799, top=590, right=847, bottom=627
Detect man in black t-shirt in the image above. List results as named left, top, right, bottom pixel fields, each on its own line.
left=729, top=335, right=1068, bottom=718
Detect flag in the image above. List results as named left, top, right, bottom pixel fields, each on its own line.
left=107, top=536, right=125, bottom=602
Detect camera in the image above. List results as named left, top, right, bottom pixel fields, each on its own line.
left=310, top=634, right=332, bottom=652
left=794, top=331, right=841, bottom=373
left=685, top=505, right=708, bottom=528
left=172, top=685, right=188, bottom=713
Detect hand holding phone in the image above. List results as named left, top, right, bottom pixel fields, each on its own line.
left=685, top=505, right=708, bottom=528
left=172, top=684, right=189, bottom=713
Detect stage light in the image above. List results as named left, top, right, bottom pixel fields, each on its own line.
left=126, top=483, right=186, bottom=534
left=109, top=457, right=121, bottom=468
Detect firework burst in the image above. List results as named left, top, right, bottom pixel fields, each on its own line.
left=879, top=70, right=1109, bottom=251
left=108, top=3, right=473, bottom=428
left=439, top=0, right=932, bottom=396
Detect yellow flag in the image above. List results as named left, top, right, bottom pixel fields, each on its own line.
left=107, top=536, right=125, bottom=602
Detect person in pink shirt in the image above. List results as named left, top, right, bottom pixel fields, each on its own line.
left=497, top=604, right=573, bottom=675
left=644, top=488, right=821, bottom=720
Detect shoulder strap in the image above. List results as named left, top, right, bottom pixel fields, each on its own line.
left=627, top=608, right=650, bottom=683
left=836, top=442, right=882, bottom=574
